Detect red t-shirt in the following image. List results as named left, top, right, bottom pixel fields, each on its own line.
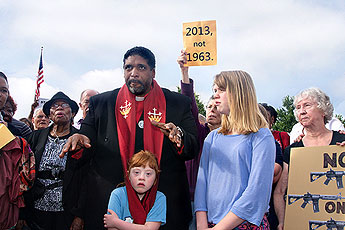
left=272, top=130, right=290, bottom=154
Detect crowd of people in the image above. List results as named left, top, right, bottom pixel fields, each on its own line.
left=1, top=46, right=345, bottom=230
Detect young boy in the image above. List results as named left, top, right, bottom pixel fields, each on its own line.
left=104, top=150, right=166, bottom=230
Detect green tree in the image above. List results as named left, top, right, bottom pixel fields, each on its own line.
left=272, top=95, right=297, bottom=133
left=335, top=114, right=345, bottom=127
left=177, top=86, right=206, bottom=116
left=195, top=94, right=206, bottom=116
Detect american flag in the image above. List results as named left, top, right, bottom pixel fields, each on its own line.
left=35, top=47, right=44, bottom=101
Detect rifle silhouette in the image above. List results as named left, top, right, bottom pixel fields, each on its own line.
left=310, top=168, right=345, bottom=189
left=288, top=192, right=345, bottom=213
left=309, top=218, right=345, bottom=230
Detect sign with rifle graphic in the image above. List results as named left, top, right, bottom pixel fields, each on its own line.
left=285, top=145, right=345, bottom=230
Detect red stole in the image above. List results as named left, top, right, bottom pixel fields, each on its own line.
left=115, top=80, right=166, bottom=224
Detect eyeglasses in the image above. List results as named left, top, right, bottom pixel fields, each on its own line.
left=51, top=103, right=70, bottom=109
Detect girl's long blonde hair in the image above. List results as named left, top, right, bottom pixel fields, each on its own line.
left=214, top=70, right=268, bottom=135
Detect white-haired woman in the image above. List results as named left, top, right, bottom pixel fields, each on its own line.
left=274, top=87, right=345, bottom=230
left=194, top=71, right=275, bottom=229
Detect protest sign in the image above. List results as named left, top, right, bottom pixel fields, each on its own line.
left=0, top=124, right=15, bottom=149
left=38, top=97, right=48, bottom=108
left=183, top=20, right=217, bottom=66
left=285, top=145, right=345, bottom=229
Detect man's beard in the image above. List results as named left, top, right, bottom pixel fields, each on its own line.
left=126, top=79, right=146, bottom=96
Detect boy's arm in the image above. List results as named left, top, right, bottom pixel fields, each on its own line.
left=104, top=209, right=161, bottom=230
left=114, top=221, right=160, bottom=230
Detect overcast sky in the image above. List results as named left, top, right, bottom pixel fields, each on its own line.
left=1, top=0, right=345, bottom=122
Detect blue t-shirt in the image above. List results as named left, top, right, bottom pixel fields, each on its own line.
left=108, top=186, right=166, bottom=225
left=194, top=128, right=275, bottom=226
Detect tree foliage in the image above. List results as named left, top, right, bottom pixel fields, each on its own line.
left=195, top=94, right=206, bottom=116
left=177, top=86, right=206, bottom=116
left=272, top=95, right=297, bottom=133
left=335, top=114, right=345, bottom=127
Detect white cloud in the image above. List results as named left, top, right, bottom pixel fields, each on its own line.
left=75, top=68, right=124, bottom=93
left=9, top=68, right=124, bottom=121
left=2, top=0, right=345, bottom=126
left=8, top=77, right=58, bottom=120
left=331, top=74, right=345, bottom=116
left=71, top=68, right=124, bottom=121
left=8, top=0, right=185, bottom=53
left=219, top=1, right=345, bottom=72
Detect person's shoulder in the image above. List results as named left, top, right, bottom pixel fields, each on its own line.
left=275, top=130, right=289, bottom=136
left=252, top=128, right=274, bottom=144
left=162, top=88, right=192, bottom=111
left=281, top=131, right=290, bottom=137
left=256, top=127, right=272, bottom=136
left=89, top=89, right=120, bottom=109
left=162, top=88, right=190, bottom=102
left=31, top=126, right=49, bottom=136
left=11, top=118, right=23, bottom=126
left=289, top=140, right=303, bottom=148
left=332, top=130, right=345, bottom=142
left=272, top=130, right=289, bottom=137
left=93, top=89, right=119, bottom=101
left=207, top=128, right=220, bottom=138
left=203, top=128, right=222, bottom=145
left=156, top=190, right=166, bottom=200
left=111, top=186, right=126, bottom=197
left=155, top=191, right=167, bottom=208
left=162, top=87, right=182, bottom=97
left=272, top=130, right=279, bottom=135
left=11, top=118, right=31, bottom=131
left=28, top=126, right=50, bottom=144
left=70, top=125, right=79, bottom=134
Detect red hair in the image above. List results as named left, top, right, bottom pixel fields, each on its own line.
left=127, top=150, right=160, bottom=176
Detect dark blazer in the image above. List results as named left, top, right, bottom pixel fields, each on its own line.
left=26, top=126, right=84, bottom=218
left=80, top=87, right=199, bottom=230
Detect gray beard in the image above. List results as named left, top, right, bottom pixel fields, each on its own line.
left=126, top=80, right=146, bottom=96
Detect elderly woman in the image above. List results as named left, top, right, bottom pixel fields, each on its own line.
left=274, top=87, right=345, bottom=230
left=25, top=91, right=84, bottom=230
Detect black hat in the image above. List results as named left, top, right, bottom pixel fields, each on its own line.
left=43, top=91, right=79, bottom=116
